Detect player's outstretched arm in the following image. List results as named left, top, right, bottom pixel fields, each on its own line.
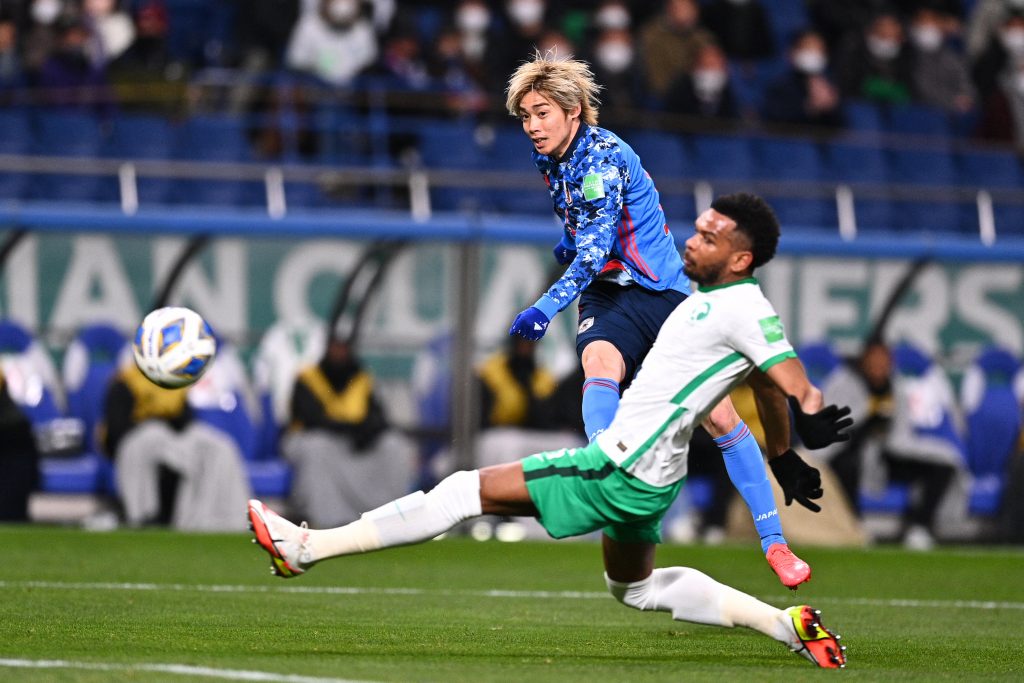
left=764, top=358, right=854, bottom=449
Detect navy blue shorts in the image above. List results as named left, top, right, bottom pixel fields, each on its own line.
left=575, top=281, right=687, bottom=387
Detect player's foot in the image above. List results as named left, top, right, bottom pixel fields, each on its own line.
left=784, top=605, right=847, bottom=668
left=247, top=499, right=313, bottom=578
left=766, top=543, right=811, bottom=589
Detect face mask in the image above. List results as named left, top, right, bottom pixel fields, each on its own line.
left=595, top=5, right=630, bottom=30
left=792, top=49, right=826, bottom=74
left=457, top=5, right=489, bottom=34
left=911, top=25, right=943, bottom=52
left=693, top=68, right=727, bottom=95
left=867, top=35, right=900, bottom=60
left=1000, top=27, right=1024, bottom=55
left=597, top=42, right=633, bottom=73
left=31, top=0, right=63, bottom=25
left=508, top=0, right=544, bottom=27
left=327, top=0, right=359, bottom=24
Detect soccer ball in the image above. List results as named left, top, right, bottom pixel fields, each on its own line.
left=132, top=307, right=217, bottom=389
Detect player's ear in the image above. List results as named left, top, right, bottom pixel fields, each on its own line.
left=568, top=103, right=582, bottom=120
left=731, top=249, right=753, bottom=274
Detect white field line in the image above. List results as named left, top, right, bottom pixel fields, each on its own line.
left=1, top=579, right=1023, bottom=610
left=0, top=659, right=371, bottom=683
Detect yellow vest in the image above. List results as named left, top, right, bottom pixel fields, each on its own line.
left=293, top=365, right=374, bottom=427
left=120, top=364, right=189, bottom=423
left=477, top=353, right=556, bottom=427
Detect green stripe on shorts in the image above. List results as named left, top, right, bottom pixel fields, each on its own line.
left=522, top=442, right=683, bottom=544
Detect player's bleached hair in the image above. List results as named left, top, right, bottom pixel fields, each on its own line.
left=505, top=50, right=602, bottom=126
left=711, top=192, right=780, bottom=270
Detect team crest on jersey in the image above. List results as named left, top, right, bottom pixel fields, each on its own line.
left=690, top=302, right=711, bottom=322
left=578, top=316, right=595, bottom=333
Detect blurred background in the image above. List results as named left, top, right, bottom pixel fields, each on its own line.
left=0, top=0, right=1021, bottom=550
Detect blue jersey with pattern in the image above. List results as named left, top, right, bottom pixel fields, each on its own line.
left=531, top=125, right=690, bottom=318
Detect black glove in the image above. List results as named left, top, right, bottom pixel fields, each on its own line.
left=788, top=396, right=853, bottom=449
left=769, top=449, right=824, bottom=513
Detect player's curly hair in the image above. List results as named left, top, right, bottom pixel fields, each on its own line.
left=711, top=193, right=780, bottom=270
left=505, top=50, right=602, bottom=126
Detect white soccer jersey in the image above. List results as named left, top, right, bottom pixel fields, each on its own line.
left=594, top=277, right=796, bottom=487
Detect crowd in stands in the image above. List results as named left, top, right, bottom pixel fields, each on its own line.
left=0, top=0, right=1023, bottom=149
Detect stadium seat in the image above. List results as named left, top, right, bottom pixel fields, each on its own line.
left=188, top=341, right=261, bottom=461
left=687, top=134, right=755, bottom=181
left=957, top=149, right=1024, bottom=238
left=172, top=115, right=261, bottom=206
left=416, top=118, right=496, bottom=212
left=960, top=346, right=1022, bottom=516
left=612, top=129, right=696, bottom=222
left=0, top=108, right=32, bottom=199
left=887, top=104, right=952, bottom=138
left=30, top=111, right=112, bottom=202
left=842, top=100, right=885, bottom=134
left=62, top=323, right=129, bottom=455
left=105, top=115, right=177, bottom=205
left=753, top=137, right=834, bottom=229
left=796, top=341, right=844, bottom=386
left=486, top=124, right=554, bottom=215
left=766, top=0, right=811, bottom=47
left=824, top=140, right=893, bottom=231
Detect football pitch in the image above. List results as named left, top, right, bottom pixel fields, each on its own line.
left=1, top=526, right=1022, bottom=682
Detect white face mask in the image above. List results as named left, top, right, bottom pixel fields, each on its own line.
left=1000, top=27, right=1024, bottom=55
left=31, top=0, right=63, bottom=25
left=508, top=0, right=544, bottom=27
left=456, top=5, right=490, bottom=34
left=792, top=49, right=826, bottom=74
left=693, top=68, right=727, bottom=95
left=595, top=5, right=630, bottom=30
left=327, top=0, right=359, bottom=24
left=596, top=42, right=633, bottom=73
left=911, top=25, right=943, bottom=52
left=867, top=35, right=900, bottom=60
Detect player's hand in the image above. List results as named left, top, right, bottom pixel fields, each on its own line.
left=509, top=307, right=550, bottom=341
left=769, top=449, right=824, bottom=513
left=787, top=396, right=853, bottom=449
left=552, top=236, right=576, bottom=265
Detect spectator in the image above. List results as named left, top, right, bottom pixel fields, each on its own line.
left=762, top=28, right=844, bottom=129
left=805, top=0, right=892, bottom=56
left=965, top=0, right=1024, bottom=60
left=234, top=0, right=301, bottom=71
left=588, top=26, right=645, bottom=116
left=102, top=362, right=252, bottom=531
left=971, top=9, right=1024, bottom=102
left=663, top=41, right=739, bottom=123
left=35, top=16, right=115, bottom=113
left=974, top=46, right=1024, bottom=148
left=281, top=336, right=416, bottom=528
left=485, top=0, right=553, bottom=92
left=817, top=340, right=964, bottom=550
left=701, top=0, right=775, bottom=63
left=285, top=0, right=379, bottom=86
left=0, top=371, right=39, bottom=522
left=907, top=4, right=976, bottom=112
left=477, top=337, right=557, bottom=432
left=82, top=0, right=134, bottom=65
left=835, top=10, right=914, bottom=105
left=0, top=14, right=27, bottom=100
left=106, top=0, right=186, bottom=114
left=23, top=0, right=73, bottom=78
left=638, top=0, right=715, bottom=104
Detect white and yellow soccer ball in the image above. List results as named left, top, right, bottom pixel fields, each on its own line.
left=132, top=306, right=217, bottom=389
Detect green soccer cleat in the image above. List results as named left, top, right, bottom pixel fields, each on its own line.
left=247, top=499, right=313, bottom=578
left=785, top=605, right=847, bottom=668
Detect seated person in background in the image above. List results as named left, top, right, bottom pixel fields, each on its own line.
left=663, top=40, right=740, bottom=123
left=102, top=363, right=251, bottom=531
left=762, top=29, right=845, bottom=129
left=282, top=337, right=415, bottom=528
left=0, top=371, right=39, bottom=522
left=478, top=336, right=556, bottom=432
left=907, top=4, right=976, bottom=113
left=835, top=10, right=913, bottom=105
left=816, top=339, right=962, bottom=550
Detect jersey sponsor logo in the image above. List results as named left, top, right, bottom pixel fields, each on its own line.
left=578, top=316, right=595, bottom=333
left=759, top=315, right=785, bottom=343
left=582, top=173, right=605, bottom=201
left=689, top=302, right=711, bottom=322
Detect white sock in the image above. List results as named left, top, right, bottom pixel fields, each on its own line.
left=308, top=470, right=483, bottom=561
left=605, top=567, right=794, bottom=644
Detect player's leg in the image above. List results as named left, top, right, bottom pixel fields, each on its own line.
left=601, top=534, right=846, bottom=667
left=703, top=396, right=810, bottom=588
left=248, top=461, right=534, bottom=577
left=580, top=339, right=625, bottom=441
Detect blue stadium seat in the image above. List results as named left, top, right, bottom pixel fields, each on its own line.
left=62, top=323, right=128, bottom=455
left=0, top=108, right=32, bottom=199
left=487, top=125, right=553, bottom=215
left=416, top=119, right=494, bottom=212
left=615, top=129, right=696, bottom=223
left=30, top=111, right=112, bottom=202
left=796, top=341, right=843, bottom=386
left=172, top=115, right=261, bottom=206
left=754, top=137, right=833, bottom=228
left=824, top=140, right=893, bottom=231
left=889, top=147, right=964, bottom=233
left=105, top=115, right=176, bottom=205
left=688, top=134, right=755, bottom=181
left=957, top=149, right=1024, bottom=237
left=842, top=100, right=885, bottom=134
left=246, top=459, right=293, bottom=498
left=767, top=0, right=811, bottom=47
left=887, top=104, right=952, bottom=138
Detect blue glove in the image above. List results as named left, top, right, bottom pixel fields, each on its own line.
left=553, top=236, right=576, bottom=265
left=509, top=307, right=550, bottom=341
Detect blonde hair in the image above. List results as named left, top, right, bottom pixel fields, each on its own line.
left=505, top=50, right=602, bottom=126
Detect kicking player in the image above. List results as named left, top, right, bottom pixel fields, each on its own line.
left=249, top=193, right=851, bottom=668
left=504, top=51, right=823, bottom=585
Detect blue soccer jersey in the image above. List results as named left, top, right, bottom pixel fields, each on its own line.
left=530, top=125, right=690, bottom=320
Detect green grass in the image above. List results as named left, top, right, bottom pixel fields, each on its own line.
left=1, top=526, right=1023, bottom=682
